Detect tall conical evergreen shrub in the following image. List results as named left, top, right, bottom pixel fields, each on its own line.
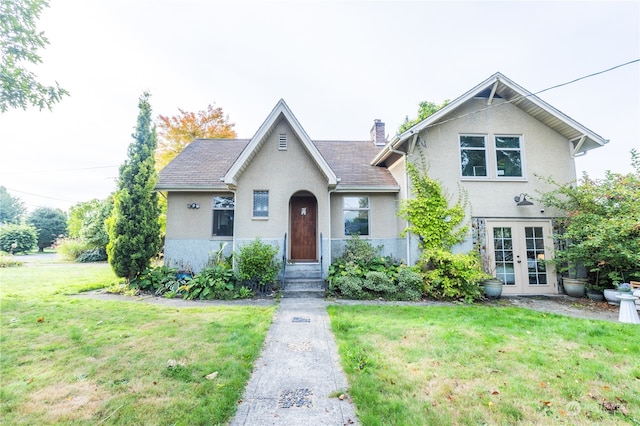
left=107, top=92, right=161, bottom=281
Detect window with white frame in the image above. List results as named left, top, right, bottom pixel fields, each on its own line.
left=344, top=196, right=369, bottom=236
left=253, top=190, right=269, bottom=217
left=212, top=195, right=234, bottom=236
left=495, top=135, right=522, bottom=177
left=460, top=135, right=487, bottom=177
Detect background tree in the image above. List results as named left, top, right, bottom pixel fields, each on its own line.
left=398, top=100, right=449, bottom=134
left=67, top=197, right=112, bottom=249
left=0, top=223, right=36, bottom=253
left=26, top=207, right=67, bottom=251
left=0, top=0, right=69, bottom=112
left=0, top=186, right=26, bottom=224
left=155, top=103, right=236, bottom=170
left=539, top=149, right=640, bottom=287
left=107, top=92, right=161, bottom=281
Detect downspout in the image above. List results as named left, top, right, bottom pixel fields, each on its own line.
left=326, top=178, right=341, bottom=277
left=389, top=145, right=412, bottom=265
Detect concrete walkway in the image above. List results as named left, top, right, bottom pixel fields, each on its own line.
left=229, top=298, right=359, bottom=426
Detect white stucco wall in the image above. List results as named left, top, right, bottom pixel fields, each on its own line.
left=408, top=98, right=575, bottom=220
left=234, top=119, right=330, bottom=242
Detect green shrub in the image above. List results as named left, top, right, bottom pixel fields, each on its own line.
left=57, top=238, right=90, bottom=260
left=328, top=235, right=416, bottom=300
left=130, top=265, right=180, bottom=297
left=0, top=224, right=37, bottom=254
left=396, top=267, right=423, bottom=301
left=333, top=275, right=366, bottom=299
left=77, top=247, right=108, bottom=263
left=419, top=248, right=484, bottom=303
left=181, top=264, right=237, bottom=300
left=236, top=238, right=281, bottom=285
left=342, top=234, right=381, bottom=266
left=363, top=271, right=394, bottom=293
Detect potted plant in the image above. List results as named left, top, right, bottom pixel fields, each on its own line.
left=480, top=249, right=503, bottom=299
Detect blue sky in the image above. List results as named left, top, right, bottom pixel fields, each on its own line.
left=1, top=0, right=638, bottom=211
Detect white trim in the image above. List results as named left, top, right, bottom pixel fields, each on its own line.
left=373, top=72, right=608, bottom=166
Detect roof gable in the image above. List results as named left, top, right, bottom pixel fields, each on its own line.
left=373, top=72, right=608, bottom=165
left=224, top=99, right=338, bottom=187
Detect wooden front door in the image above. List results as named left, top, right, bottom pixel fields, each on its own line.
left=290, top=196, right=317, bottom=261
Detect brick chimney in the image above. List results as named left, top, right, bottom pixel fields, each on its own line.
left=370, top=119, right=386, bottom=147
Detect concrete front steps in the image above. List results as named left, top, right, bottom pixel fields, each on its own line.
left=281, top=262, right=325, bottom=299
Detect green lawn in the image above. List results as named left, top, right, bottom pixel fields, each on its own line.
left=328, top=305, right=640, bottom=425
left=0, top=256, right=274, bottom=425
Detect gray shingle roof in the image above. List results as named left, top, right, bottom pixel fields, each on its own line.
left=157, top=138, right=398, bottom=190
left=314, top=140, right=399, bottom=188
left=157, top=139, right=249, bottom=190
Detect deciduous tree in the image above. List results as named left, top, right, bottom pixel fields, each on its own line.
left=27, top=206, right=67, bottom=251
left=0, top=186, right=26, bottom=224
left=0, top=0, right=69, bottom=112
left=398, top=100, right=449, bottom=134
left=107, top=92, right=161, bottom=281
left=155, top=103, right=236, bottom=170
left=539, top=149, right=640, bottom=286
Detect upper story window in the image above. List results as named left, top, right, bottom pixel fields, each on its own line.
left=460, top=135, right=487, bottom=177
left=253, top=190, right=269, bottom=218
left=344, top=196, right=369, bottom=236
left=495, top=136, right=522, bottom=177
left=212, top=196, right=234, bottom=237
left=459, top=134, right=524, bottom=179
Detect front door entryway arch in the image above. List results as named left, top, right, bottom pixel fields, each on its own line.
left=289, top=192, right=317, bottom=261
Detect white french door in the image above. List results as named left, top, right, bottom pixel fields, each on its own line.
left=486, top=220, right=557, bottom=295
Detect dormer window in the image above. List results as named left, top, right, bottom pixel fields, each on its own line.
left=279, top=134, right=287, bottom=150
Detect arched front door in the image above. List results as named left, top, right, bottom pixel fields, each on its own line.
left=289, top=193, right=317, bottom=261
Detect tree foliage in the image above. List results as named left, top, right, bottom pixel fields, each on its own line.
left=155, top=103, right=236, bottom=170
left=26, top=207, right=66, bottom=251
left=398, top=161, right=468, bottom=251
left=0, top=186, right=26, bottom=224
left=0, top=223, right=36, bottom=253
left=107, top=92, right=161, bottom=281
left=68, top=197, right=112, bottom=249
left=539, top=149, right=640, bottom=286
left=398, top=100, right=449, bottom=134
left=398, top=159, right=485, bottom=302
left=0, top=0, right=69, bottom=112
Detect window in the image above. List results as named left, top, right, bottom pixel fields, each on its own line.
left=253, top=190, right=269, bottom=217
left=344, top=196, right=369, bottom=236
left=278, top=134, right=287, bottom=150
left=460, top=135, right=487, bottom=177
left=212, top=196, right=234, bottom=236
left=495, top=136, right=522, bottom=177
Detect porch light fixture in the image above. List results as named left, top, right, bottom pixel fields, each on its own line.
left=187, top=203, right=200, bottom=209
left=514, top=193, right=533, bottom=206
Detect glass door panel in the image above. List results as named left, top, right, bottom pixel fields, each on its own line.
left=493, top=227, right=515, bottom=285
left=525, top=226, right=547, bottom=285
left=487, top=221, right=556, bottom=294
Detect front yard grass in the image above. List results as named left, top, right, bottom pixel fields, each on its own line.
left=328, top=305, right=640, bottom=425
left=0, top=257, right=274, bottom=425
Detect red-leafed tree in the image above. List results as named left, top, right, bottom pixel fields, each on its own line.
left=155, top=103, right=236, bottom=170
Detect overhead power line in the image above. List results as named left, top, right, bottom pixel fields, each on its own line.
left=419, top=58, right=640, bottom=131
left=0, top=165, right=119, bottom=175
left=4, top=187, right=75, bottom=203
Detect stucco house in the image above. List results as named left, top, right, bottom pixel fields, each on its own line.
left=156, top=72, right=607, bottom=296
